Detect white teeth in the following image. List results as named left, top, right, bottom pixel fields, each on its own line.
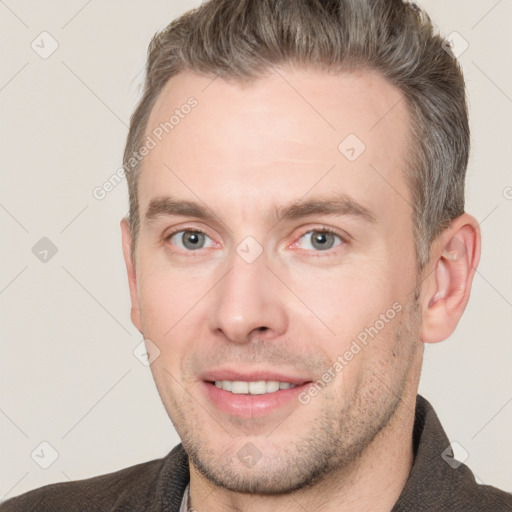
left=214, top=380, right=297, bottom=394
left=266, top=381, right=280, bottom=393
left=248, top=381, right=267, bottom=394
left=231, top=381, right=249, bottom=394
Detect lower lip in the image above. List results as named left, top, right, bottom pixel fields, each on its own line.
left=202, top=381, right=311, bottom=418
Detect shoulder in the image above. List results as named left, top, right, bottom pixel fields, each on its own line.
left=439, top=464, right=512, bottom=511
left=445, top=459, right=512, bottom=511
left=0, top=446, right=187, bottom=512
left=469, top=484, right=512, bottom=511
left=399, top=396, right=512, bottom=512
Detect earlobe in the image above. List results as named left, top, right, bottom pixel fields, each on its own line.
left=420, top=214, right=481, bottom=344
left=120, top=218, right=143, bottom=334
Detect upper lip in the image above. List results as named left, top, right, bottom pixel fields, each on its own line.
left=202, top=368, right=313, bottom=385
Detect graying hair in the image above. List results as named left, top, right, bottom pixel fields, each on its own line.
left=123, top=0, right=469, bottom=269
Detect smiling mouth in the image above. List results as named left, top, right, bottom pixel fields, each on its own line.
left=208, top=380, right=310, bottom=395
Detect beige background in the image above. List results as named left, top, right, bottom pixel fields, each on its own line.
left=1, top=0, right=511, bottom=501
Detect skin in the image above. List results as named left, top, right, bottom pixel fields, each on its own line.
left=121, top=66, right=480, bottom=511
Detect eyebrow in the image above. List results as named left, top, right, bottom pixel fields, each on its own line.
left=144, top=194, right=376, bottom=226
left=277, top=196, right=376, bottom=224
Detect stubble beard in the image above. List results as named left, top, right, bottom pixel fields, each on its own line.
left=169, top=298, right=422, bottom=496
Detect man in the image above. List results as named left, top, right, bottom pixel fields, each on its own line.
left=2, top=0, right=511, bottom=510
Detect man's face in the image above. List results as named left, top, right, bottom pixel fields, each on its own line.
left=123, top=67, right=424, bottom=493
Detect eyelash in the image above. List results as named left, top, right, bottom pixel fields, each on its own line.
left=164, top=225, right=348, bottom=257
left=295, top=226, right=347, bottom=257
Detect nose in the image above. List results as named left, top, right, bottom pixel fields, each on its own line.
left=208, top=248, right=288, bottom=344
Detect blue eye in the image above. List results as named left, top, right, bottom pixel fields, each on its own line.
left=167, top=230, right=215, bottom=251
left=297, top=229, right=343, bottom=251
left=165, top=228, right=345, bottom=255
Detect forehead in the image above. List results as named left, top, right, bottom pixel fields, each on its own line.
left=138, top=66, right=412, bottom=224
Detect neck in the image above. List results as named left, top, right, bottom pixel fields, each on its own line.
left=188, top=385, right=418, bottom=512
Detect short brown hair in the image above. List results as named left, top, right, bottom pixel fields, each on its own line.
left=123, top=0, right=469, bottom=269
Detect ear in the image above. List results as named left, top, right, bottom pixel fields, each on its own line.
left=419, top=213, right=481, bottom=344
left=120, top=218, right=143, bottom=334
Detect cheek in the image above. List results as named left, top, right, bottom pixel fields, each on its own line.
left=289, top=264, right=407, bottom=382
left=136, top=264, right=204, bottom=336
left=290, top=266, right=393, bottom=334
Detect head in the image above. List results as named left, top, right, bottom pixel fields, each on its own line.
left=121, top=0, right=480, bottom=497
